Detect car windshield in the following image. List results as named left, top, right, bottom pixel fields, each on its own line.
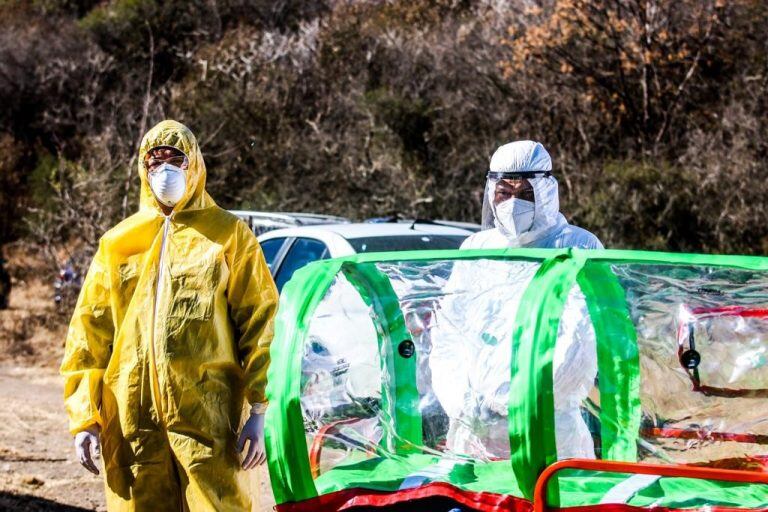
left=347, top=234, right=467, bottom=253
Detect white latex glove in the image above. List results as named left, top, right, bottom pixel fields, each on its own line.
left=74, top=426, right=101, bottom=475
left=236, top=411, right=265, bottom=470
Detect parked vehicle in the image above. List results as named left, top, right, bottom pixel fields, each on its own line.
left=257, top=221, right=477, bottom=292
left=365, top=214, right=481, bottom=233
left=230, top=211, right=350, bottom=236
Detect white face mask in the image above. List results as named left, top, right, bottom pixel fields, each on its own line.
left=494, top=198, right=535, bottom=238
left=149, top=163, right=186, bottom=207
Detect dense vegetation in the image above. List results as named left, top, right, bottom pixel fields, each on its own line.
left=1, top=0, right=767, bottom=261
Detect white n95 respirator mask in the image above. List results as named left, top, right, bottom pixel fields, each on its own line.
left=494, top=198, right=535, bottom=238
left=149, top=163, right=186, bottom=207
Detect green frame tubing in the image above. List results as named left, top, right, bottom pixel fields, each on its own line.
left=265, top=248, right=768, bottom=505
left=577, top=262, right=641, bottom=464
left=509, top=251, right=586, bottom=504
left=343, top=263, right=423, bottom=454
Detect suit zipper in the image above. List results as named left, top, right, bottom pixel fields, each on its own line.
left=150, top=214, right=172, bottom=425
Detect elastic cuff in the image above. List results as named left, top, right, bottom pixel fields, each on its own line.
left=70, top=419, right=101, bottom=437
left=250, top=402, right=268, bottom=415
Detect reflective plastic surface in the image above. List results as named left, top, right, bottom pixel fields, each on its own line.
left=271, top=253, right=768, bottom=508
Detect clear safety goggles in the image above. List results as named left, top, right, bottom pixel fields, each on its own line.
left=487, top=171, right=551, bottom=202
left=486, top=171, right=552, bottom=180
left=144, top=146, right=189, bottom=174
left=481, top=171, right=551, bottom=230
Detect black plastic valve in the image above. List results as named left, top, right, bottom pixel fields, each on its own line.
left=680, top=349, right=701, bottom=370
left=398, top=340, right=415, bottom=358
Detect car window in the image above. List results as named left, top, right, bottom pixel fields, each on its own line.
left=259, top=238, right=287, bottom=271
left=346, top=235, right=467, bottom=253
left=274, top=238, right=330, bottom=292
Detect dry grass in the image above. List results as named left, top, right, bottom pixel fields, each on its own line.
left=0, top=244, right=66, bottom=368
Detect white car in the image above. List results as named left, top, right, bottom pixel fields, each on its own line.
left=257, top=221, right=477, bottom=292
left=230, top=210, right=350, bottom=236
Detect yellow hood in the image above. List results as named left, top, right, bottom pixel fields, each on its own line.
left=138, top=120, right=215, bottom=213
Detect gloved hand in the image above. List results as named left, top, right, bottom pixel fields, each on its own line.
left=482, top=382, right=510, bottom=418
left=236, top=409, right=265, bottom=470
left=74, top=426, right=101, bottom=475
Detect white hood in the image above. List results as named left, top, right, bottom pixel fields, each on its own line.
left=481, top=140, right=563, bottom=247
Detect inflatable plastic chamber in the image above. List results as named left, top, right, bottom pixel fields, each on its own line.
left=265, top=248, right=768, bottom=511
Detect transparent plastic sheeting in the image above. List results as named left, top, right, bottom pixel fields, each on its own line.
left=302, top=258, right=602, bottom=463
left=301, top=260, right=535, bottom=471
left=612, top=264, right=768, bottom=470
left=269, top=252, right=768, bottom=508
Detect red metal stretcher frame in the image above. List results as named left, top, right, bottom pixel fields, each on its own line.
left=309, top=418, right=378, bottom=478
left=677, top=305, right=768, bottom=398
left=533, top=458, right=768, bottom=512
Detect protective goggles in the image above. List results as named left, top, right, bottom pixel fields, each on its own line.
left=486, top=171, right=552, bottom=180
left=144, top=146, right=188, bottom=172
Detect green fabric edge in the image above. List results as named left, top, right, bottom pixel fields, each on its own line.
left=265, top=259, right=344, bottom=503
left=342, top=262, right=423, bottom=453
left=577, top=262, right=642, bottom=462
left=509, top=250, right=587, bottom=503
left=313, top=456, right=768, bottom=508
left=314, top=455, right=522, bottom=496
left=557, top=468, right=768, bottom=507
left=326, top=247, right=768, bottom=271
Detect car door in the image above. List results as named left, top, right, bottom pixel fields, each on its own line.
left=273, top=237, right=330, bottom=292
left=259, top=237, right=291, bottom=275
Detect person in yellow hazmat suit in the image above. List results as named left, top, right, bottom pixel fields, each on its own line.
left=60, top=120, right=278, bottom=511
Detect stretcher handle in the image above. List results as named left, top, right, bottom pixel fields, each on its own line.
left=533, top=458, right=768, bottom=512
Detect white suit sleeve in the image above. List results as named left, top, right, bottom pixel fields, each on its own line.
left=429, top=260, right=473, bottom=419
left=553, top=287, right=598, bottom=459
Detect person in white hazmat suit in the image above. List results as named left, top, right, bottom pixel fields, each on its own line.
left=429, top=140, right=602, bottom=461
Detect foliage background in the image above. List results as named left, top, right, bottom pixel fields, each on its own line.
left=1, top=0, right=767, bottom=263
left=1, top=6, right=763, bottom=507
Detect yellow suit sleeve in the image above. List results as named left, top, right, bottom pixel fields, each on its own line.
left=60, top=240, right=114, bottom=435
left=228, top=222, right=279, bottom=405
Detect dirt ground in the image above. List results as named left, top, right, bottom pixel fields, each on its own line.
left=0, top=248, right=276, bottom=511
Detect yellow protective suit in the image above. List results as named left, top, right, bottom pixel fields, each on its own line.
left=60, top=120, right=278, bottom=511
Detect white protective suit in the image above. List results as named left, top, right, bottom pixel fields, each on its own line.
left=430, top=141, right=601, bottom=460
